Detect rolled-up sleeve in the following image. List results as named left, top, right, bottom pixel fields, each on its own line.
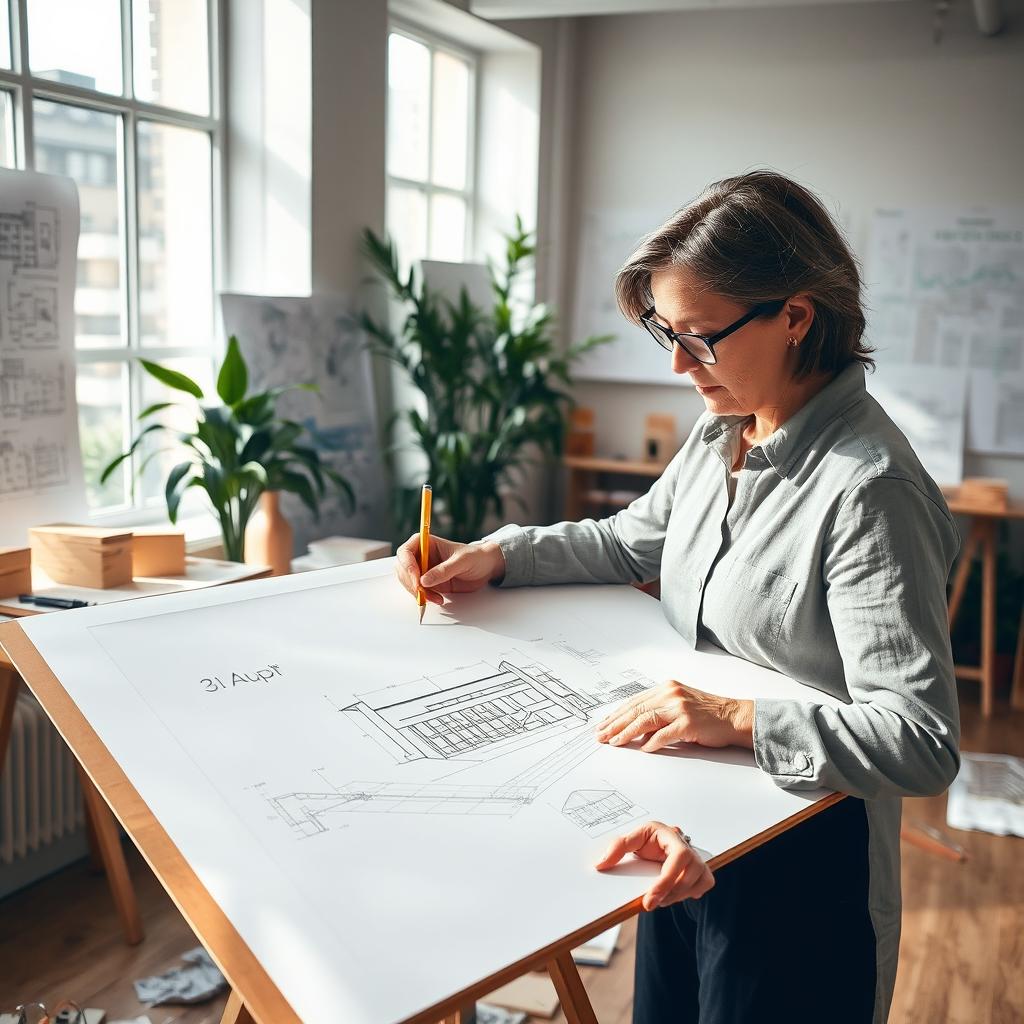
left=485, top=450, right=684, bottom=588
left=753, top=475, right=961, bottom=800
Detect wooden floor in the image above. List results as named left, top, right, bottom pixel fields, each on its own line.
left=1, top=691, right=1021, bottom=1024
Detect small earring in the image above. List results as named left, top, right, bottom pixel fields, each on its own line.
left=787, top=336, right=798, bottom=347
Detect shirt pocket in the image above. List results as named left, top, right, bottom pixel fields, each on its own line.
left=725, top=559, right=798, bottom=662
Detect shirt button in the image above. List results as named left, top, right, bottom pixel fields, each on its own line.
left=793, top=752, right=809, bottom=771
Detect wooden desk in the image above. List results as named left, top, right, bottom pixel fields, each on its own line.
left=0, top=558, right=270, bottom=946
left=942, top=489, right=1024, bottom=717
left=563, top=455, right=668, bottom=520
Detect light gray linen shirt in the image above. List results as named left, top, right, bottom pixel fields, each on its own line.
left=487, top=362, right=960, bottom=1023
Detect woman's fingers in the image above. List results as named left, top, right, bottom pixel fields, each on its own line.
left=604, top=706, right=669, bottom=747
left=593, top=824, right=652, bottom=870
left=395, top=534, right=422, bottom=596
left=641, top=844, right=692, bottom=911
left=661, top=862, right=716, bottom=907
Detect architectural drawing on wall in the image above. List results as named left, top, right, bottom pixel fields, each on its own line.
left=0, top=357, right=67, bottom=418
left=6, top=277, right=59, bottom=347
left=0, top=432, right=70, bottom=495
left=263, top=722, right=605, bottom=839
left=561, top=789, right=647, bottom=838
left=864, top=206, right=1024, bottom=459
left=219, top=293, right=386, bottom=553
left=342, top=659, right=601, bottom=763
left=0, top=169, right=85, bottom=543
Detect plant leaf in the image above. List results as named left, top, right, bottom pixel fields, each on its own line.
left=217, top=336, right=249, bottom=405
left=140, top=359, right=204, bottom=399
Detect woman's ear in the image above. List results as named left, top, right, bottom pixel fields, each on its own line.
left=784, top=293, right=815, bottom=341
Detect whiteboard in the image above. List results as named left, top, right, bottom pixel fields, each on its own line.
left=13, top=559, right=836, bottom=1024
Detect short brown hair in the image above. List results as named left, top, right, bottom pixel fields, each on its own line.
left=615, top=169, right=873, bottom=378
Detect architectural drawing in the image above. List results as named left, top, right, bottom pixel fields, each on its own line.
left=264, top=716, right=606, bottom=839
left=561, top=789, right=647, bottom=837
left=0, top=170, right=84, bottom=542
left=0, top=357, right=67, bottom=418
left=0, top=431, right=70, bottom=495
left=342, top=659, right=600, bottom=763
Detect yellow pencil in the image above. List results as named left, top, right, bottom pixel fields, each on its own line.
left=418, top=483, right=432, bottom=624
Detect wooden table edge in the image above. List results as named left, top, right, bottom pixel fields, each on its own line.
left=0, top=617, right=843, bottom=1024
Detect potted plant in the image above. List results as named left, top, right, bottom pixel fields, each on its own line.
left=102, top=337, right=354, bottom=569
left=361, top=218, right=611, bottom=542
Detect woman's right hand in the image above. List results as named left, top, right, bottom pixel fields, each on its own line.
left=395, top=534, right=506, bottom=606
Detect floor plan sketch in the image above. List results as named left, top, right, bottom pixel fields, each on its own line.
left=0, top=357, right=67, bottom=418
left=561, top=789, right=647, bottom=837
left=0, top=170, right=84, bottom=542
left=6, top=276, right=59, bottom=347
left=0, top=431, right=70, bottom=495
left=342, top=659, right=601, bottom=763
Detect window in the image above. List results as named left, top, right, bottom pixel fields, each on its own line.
left=386, top=25, right=475, bottom=272
left=0, top=0, right=220, bottom=515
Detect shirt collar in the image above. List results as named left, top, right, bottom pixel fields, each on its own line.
left=699, top=362, right=868, bottom=477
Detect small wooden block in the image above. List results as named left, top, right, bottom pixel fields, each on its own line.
left=30, top=524, right=133, bottom=589
left=132, top=528, right=187, bottom=577
left=643, top=413, right=677, bottom=463
left=0, top=547, right=31, bottom=598
left=566, top=406, right=596, bottom=457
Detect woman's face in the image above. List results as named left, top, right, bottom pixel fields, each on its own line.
left=649, top=266, right=811, bottom=418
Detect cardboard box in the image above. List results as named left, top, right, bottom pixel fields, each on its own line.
left=132, top=528, right=187, bottom=577
left=30, top=525, right=134, bottom=589
left=0, top=547, right=31, bottom=599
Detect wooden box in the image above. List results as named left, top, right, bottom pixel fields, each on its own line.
left=0, top=547, right=32, bottom=599
left=132, top=528, right=187, bottom=577
left=30, top=525, right=134, bottom=589
left=643, top=413, right=677, bottom=463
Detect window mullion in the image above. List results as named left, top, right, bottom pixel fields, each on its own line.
left=13, top=0, right=32, bottom=167
left=123, top=103, right=143, bottom=500
left=120, top=0, right=133, bottom=100
left=425, top=40, right=434, bottom=258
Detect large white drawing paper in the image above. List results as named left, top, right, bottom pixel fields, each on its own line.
left=14, top=560, right=836, bottom=1024
left=0, top=168, right=87, bottom=543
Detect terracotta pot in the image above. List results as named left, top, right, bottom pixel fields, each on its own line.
left=245, top=491, right=294, bottom=576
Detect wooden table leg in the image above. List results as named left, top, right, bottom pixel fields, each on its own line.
left=547, top=951, right=599, bottom=1024
left=947, top=518, right=983, bottom=627
left=77, top=764, right=144, bottom=945
left=221, top=990, right=256, bottom=1024
left=0, top=664, right=18, bottom=775
left=980, top=520, right=997, bottom=718
left=1011, top=603, right=1024, bottom=713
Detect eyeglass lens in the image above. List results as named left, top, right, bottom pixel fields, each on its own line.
left=642, top=319, right=714, bottom=363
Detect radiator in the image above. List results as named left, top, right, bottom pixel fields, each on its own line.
left=0, top=689, right=87, bottom=898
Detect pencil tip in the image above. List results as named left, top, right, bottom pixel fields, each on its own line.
left=419, top=605, right=425, bottom=625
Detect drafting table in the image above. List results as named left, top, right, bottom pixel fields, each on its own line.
left=0, top=559, right=843, bottom=1024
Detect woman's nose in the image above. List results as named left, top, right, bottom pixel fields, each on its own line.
left=671, top=341, right=700, bottom=375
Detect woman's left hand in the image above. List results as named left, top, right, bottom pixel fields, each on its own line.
left=595, top=680, right=754, bottom=752
left=594, top=820, right=715, bottom=910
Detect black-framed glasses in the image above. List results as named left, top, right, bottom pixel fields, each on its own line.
left=640, top=299, right=787, bottom=365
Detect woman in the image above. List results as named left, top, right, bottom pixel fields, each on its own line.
left=395, top=170, right=960, bottom=1024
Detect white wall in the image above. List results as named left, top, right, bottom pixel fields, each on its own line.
left=564, top=0, right=1024, bottom=505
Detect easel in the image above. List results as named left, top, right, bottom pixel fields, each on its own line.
left=0, top=658, right=145, bottom=944
left=0, top=598, right=844, bottom=1024
left=218, top=948, right=600, bottom=1024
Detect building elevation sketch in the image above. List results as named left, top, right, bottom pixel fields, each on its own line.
left=342, top=658, right=606, bottom=763
left=562, top=789, right=648, bottom=837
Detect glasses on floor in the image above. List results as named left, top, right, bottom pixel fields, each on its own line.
left=15, top=1001, right=86, bottom=1024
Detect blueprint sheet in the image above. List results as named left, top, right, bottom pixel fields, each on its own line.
left=12, top=559, right=836, bottom=1024
left=0, top=168, right=87, bottom=542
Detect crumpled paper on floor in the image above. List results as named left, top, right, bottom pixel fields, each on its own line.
left=133, top=946, right=226, bottom=1005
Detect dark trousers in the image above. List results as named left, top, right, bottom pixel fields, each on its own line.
left=633, top=797, right=877, bottom=1024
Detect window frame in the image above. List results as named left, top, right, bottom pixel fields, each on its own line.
left=386, top=18, right=478, bottom=264
left=0, top=0, right=227, bottom=525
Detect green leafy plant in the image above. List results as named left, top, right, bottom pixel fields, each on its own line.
left=101, top=338, right=354, bottom=562
left=361, top=217, right=611, bottom=543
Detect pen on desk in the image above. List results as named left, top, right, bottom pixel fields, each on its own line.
left=19, top=594, right=94, bottom=610
left=418, top=483, right=432, bottom=625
